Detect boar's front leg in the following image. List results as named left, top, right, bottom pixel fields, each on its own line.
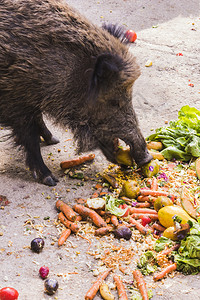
left=14, top=116, right=58, bottom=186
left=37, top=114, right=59, bottom=145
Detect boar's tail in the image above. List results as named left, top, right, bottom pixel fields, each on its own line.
left=102, top=23, right=129, bottom=44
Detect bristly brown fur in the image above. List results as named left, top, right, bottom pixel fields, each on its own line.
left=0, top=0, right=151, bottom=185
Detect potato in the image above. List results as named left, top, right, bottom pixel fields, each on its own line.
left=100, top=283, right=115, bottom=300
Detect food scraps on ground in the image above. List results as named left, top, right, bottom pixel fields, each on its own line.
left=39, top=266, right=49, bottom=279
left=30, top=237, right=45, bottom=253
left=55, top=127, right=200, bottom=298
left=60, top=153, right=95, bottom=169
left=44, top=278, right=59, bottom=295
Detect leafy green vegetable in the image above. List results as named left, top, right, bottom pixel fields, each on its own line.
left=174, top=218, right=200, bottom=274
left=137, top=251, right=157, bottom=275
left=129, top=287, right=153, bottom=300
left=154, top=236, right=172, bottom=252
left=105, top=195, right=127, bottom=217
left=148, top=105, right=200, bottom=161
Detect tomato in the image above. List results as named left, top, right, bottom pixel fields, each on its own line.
left=0, top=287, right=19, bottom=300
left=119, top=204, right=130, bottom=217
left=125, top=30, right=137, bottom=42
left=141, top=216, right=152, bottom=227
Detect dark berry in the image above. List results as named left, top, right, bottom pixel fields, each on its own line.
left=30, top=237, right=44, bottom=253
left=44, top=278, right=58, bottom=295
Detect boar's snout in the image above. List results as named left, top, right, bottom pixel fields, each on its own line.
left=129, top=142, right=153, bottom=166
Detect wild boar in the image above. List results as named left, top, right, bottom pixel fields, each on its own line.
left=0, top=0, right=152, bottom=185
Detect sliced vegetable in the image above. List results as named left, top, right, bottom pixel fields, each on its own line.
left=181, top=186, right=199, bottom=219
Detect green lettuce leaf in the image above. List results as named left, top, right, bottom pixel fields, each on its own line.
left=105, top=195, right=127, bottom=217
left=147, top=105, right=200, bottom=161
left=154, top=236, right=172, bottom=252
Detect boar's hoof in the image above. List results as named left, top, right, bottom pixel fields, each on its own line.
left=42, top=174, right=59, bottom=186
left=44, top=135, right=60, bottom=145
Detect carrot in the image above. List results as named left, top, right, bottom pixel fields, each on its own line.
left=159, top=244, right=180, bottom=256
left=140, top=189, right=168, bottom=197
left=137, top=195, right=156, bottom=203
left=60, top=153, right=95, bottom=169
left=128, top=217, right=148, bottom=235
left=95, top=226, right=113, bottom=236
left=129, top=207, right=158, bottom=215
left=77, top=234, right=92, bottom=252
left=58, top=212, right=79, bottom=233
left=85, top=269, right=111, bottom=300
left=133, top=270, right=149, bottom=300
left=58, top=228, right=71, bottom=246
left=76, top=215, right=82, bottom=222
left=135, top=202, right=151, bottom=208
left=130, top=213, right=158, bottom=221
left=73, top=204, right=107, bottom=227
left=151, top=223, right=165, bottom=232
left=113, top=275, right=128, bottom=300
left=151, top=178, right=158, bottom=190
left=153, top=263, right=177, bottom=281
left=95, top=183, right=103, bottom=191
left=111, top=215, right=119, bottom=227
left=91, top=191, right=99, bottom=198
left=56, top=199, right=77, bottom=222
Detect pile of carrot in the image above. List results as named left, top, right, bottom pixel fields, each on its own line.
left=60, top=153, right=95, bottom=169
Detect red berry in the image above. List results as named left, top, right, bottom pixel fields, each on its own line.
left=39, top=266, right=49, bottom=279
left=125, top=30, right=137, bottom=42
left=0, top=287, right=19, bottom=300
left=141, top=216, right=151, bottom=226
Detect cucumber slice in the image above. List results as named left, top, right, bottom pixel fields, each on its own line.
left=181, top=186, right=198, bottom=220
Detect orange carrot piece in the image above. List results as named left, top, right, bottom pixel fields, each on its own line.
left=60, top=153, right=95, bottom=169
left=128, top=217, right=148, bottom=235
left=85, top=269, right=111, bottom=300
left=111, top=215, right=119, bottom=227
left=113, top=275, right=128, bottom=300
left=95, top=183, right=103, bottom=190
left=133, top=270, right=149, bottom=300
left=76, top=215, right=82, bottom=222
left=77, top=233, right=92, bottom=252
left=129, top=207, right=158, bottom=215
left=159, top=244, right=180, bottom=256
left=137, top=195, right=156, bottom=203
left=73, top=204, right=107, bottom=227
left=153, top=263, right=177, bottom=281
left=151, top=177, right=158, bottom=190
left=152, top=223, right=165, bottom=232
left=130, top=213, right=158, bottom=221
left=136, top=202, right=151, bottom=208
left=140, top=190, right=168, bottom=197
left=94, top=226, right=113, bottom=236
left=58, top=212, right=79, bottom=233
left=58, top=228, right=71, bottom=246
left=56, top=199, right=77, bottom=222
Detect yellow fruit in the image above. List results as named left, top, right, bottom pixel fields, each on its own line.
left=120, top=180, right=140, bottom=199
left=141, top=160, right=159, bottom=178
left=116, top=147, right=133, bottom=166
left=154, top=196, right=173, bottom=212
left=158, top=205, right=194, bottom=228
left=181, top=186, right=199, bottom=219
left=163, top=226, right=178, bottom=241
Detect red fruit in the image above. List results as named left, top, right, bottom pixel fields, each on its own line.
left=39, top=266, right=49, bottom=279
left=0, top=287, right=19, bottom=300
left=125, top=30, right=137, bottom=42
left=141, top=216, right=152, bottom=226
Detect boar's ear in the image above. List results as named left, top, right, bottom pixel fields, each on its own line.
left=88, top=53, right=122, bottom=102
left=102, top=23, right=128, bottom=44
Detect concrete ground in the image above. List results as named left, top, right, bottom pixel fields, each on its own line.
left=0, top=0, right=200, bottom=299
